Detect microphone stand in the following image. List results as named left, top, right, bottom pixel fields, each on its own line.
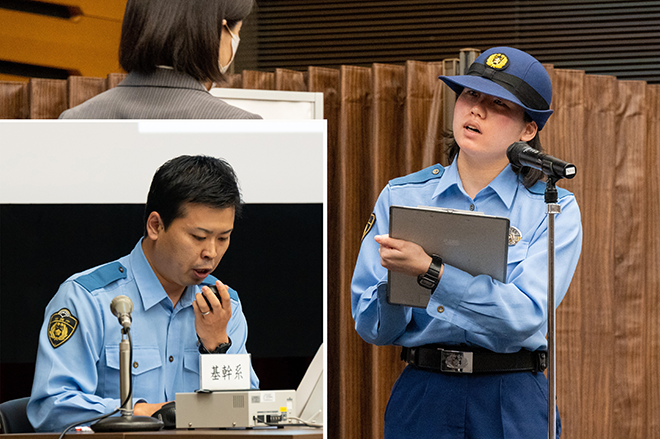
left=545, top=177, right=560, bottom=439
left=91, top=326, right=163, bottom=431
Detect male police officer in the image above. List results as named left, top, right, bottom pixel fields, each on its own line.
left=28, top=155, right=258, bottom=432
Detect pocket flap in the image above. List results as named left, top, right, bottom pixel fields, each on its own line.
left=106, top=345, right=162, bottom=376
left=183, top=349, right=199, bottom=374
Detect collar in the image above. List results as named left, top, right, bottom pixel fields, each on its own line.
left=129, top=239, right=195, bottom=312
left=119, top=69, right=208, bottom=93
left=487, top=164, right=519, bottom=209
left=431, top=160, right=519, bottom=209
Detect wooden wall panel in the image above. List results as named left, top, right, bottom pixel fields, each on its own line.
left=368, top=62, right=407, bottom=434
left=241, top=71, right=275, bottom=90
left=544, top=68, right=590, bottom=439
left=28, top=78, right=67, bottom=119
left=612, top=80, right=648, bottom=439
left=404, top=60, right=444, bottom=173
left=546, top=68, right=588, bottom=439
left=644, top=84, right=660, bottom=438
left=306, top=65, right=341, bottom=437
left=274, top=69, right=307, bottom=91
left=336, top=65, right=374, bottom=439
left=67, top=76, right=105, bottom=109
left=371, top=63, right=405, bottom=198
left=570, top=73, right=616, bottom=439
left=0, top=81, right=29, bottom=119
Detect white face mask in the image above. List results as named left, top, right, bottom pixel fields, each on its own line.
left=220, top=24, right=240, bottom=74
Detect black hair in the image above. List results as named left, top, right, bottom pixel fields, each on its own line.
left=445, top=112, right=545, bottom=188
left=144, top=155, right=243, bottom=235
left=119, top=0, right=253, bottom=83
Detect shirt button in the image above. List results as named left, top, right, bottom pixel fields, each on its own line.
left=469, top=204, right=475, bottom=211
left=133, top=362, right=138, bottom=368
left=437, top=306, right=445, bottom=313
left=432, top=168, right=440, bottom=175
left=169, top=356, right=174, bottom=363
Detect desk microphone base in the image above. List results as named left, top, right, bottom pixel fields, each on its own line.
left=91, top=415, right=163, bottom=432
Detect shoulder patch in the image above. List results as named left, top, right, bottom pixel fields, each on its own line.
left=361, top=213, right=376, bottom=241
left=48, top=308, right=78, bottom=348
left=74, top=262, right=127, bottom=292
left=389, top=164, right=444, bottom=186
left=202, top=275, right=239, bottom=302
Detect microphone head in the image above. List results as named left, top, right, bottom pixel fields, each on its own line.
left=506, top=141, right=528, bottom=167
left=110, top=295, right=133, bottom=317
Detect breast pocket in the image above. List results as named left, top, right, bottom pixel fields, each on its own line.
left=183, top=349, right=200, bottom=391
left=105, top=345, right=163, bottom=401
left=506, top=239, right=530, bottom=281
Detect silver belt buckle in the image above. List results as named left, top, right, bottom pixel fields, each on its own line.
left=440, top=349, right=473, bottom=373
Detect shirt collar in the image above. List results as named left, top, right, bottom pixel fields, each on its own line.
left=487, top=164, right=519, bottom=209
left=130, top=239, right=196, bottom=312
left=431, top=159, right=519, bottom=209
left=119, top=69, right=208, bottom=92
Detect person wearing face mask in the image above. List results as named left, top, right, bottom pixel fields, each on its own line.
left=59, top=0, right=260, bottom=119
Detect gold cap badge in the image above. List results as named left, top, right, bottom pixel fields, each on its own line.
left=48, top=308, right=79, bottom=348
left=486, top=53, right=509, bottom=70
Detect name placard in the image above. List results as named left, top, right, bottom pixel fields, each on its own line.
left=199, top=353, right=251, bottom=391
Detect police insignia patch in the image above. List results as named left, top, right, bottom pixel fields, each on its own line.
left=486, top=53, right=509, bottom=70
left=362, top=213, right=376, bottom=241
left=48, top=308, right=79, bottom=348
left=508, top=226, right=522, bottom=246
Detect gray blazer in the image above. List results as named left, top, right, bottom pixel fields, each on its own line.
left=59, top=69, right=261, bottom=119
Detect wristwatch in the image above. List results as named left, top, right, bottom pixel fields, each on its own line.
left=417, top=254, right=443, bottom=290
left=198, top=336, right=232, bottom=354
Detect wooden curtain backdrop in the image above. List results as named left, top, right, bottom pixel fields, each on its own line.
left=1, top=62, right=660, bottom=439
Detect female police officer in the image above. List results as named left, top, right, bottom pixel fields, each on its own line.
left=351, top=47, right=582, bottom=438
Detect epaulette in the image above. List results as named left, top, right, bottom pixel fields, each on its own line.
left=74, top=262, right=127, bottom=292
left=526, top=180, right=571, bottom=198
left=389, top=164, right=444, bottom=186
left=201, top=275, right=239, bottom=302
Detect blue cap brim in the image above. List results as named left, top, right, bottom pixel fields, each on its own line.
left=439, top=74, right=553, bottom=130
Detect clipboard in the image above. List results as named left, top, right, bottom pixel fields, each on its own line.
left=387, top=205, right=510, bottom=308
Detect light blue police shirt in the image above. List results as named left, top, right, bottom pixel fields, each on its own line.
left=28, top=239, right=259, bottom=432
left=351, top=161, right=582, bottom=353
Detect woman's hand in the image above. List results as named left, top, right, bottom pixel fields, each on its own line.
left=375, top=234, right=437, bottom=277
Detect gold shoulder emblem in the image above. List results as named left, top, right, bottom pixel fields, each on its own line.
left=48, top=308, right=79, bottom=348
left=486, top=53, right=509, bottom=70
left=361, top=213, right=376, bottom=241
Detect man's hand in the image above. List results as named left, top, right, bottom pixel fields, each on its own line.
left=134, top=401, right=169, bottom=417
left=192, top=279, right=231, bottom=351
left=376, top=234, right=442, bottom=279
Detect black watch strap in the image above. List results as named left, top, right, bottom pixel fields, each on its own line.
left=417, top=254, right=443, bottom=290
left=198, top=336, right=232, bottom=354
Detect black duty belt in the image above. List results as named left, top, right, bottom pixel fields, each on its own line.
left=401, top=345, right=547, bottom=374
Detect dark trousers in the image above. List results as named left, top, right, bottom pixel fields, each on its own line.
left=384, top=365, right=561, bottom=439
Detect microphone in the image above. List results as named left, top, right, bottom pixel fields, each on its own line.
left=506, top=142, right=577, bottom=179
left=110, top=295, right=133, bottom=330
